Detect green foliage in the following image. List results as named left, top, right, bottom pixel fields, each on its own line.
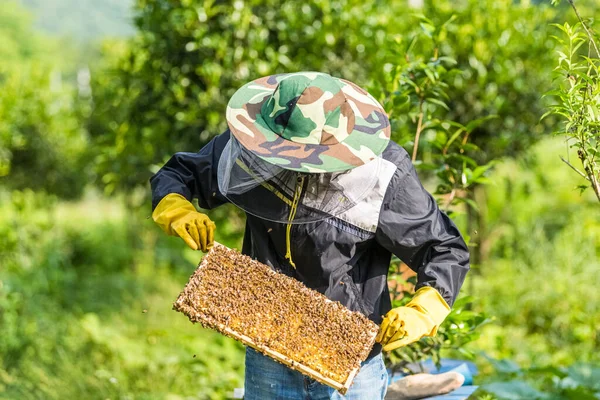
left=375, top=17, right=496, bottom=216
left=474, top=138, right=599, bottom=368
left=89, top=0, right=569, bottom=199
left=0, top=2, right=90, bottom=199
left=474, top=360, right=600, bottom=400
left=420, top=0, right=562, bottom=158
left=0, top=190, right=245, bottom=399
left=88, top=0, right=399, bottom=197
left=0, top=66, right=89, bottom=198
left=0, top=1, right=47, bottom=65
left=545, top=17, right=600, bottom=201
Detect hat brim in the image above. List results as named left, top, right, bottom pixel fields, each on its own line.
left=225, top=72, right=391, bottom=173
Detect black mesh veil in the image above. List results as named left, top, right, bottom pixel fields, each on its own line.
left=217, top=136, right=382, bottom=224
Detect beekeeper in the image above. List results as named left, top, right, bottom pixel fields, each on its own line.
left=150, top=72, right=470, bottom=400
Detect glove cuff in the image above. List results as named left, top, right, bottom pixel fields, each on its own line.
left=406, top=286, right=451, bottom=333
left=152, top=193, right=196, bottom=235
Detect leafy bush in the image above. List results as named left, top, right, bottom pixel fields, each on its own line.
left=418, top=0, right=563, bottom=159
left=88, top=0, right=401, bottom=196
left=374, top=16, right=496, bottom=214
left=0, top=190, right=245, bottom=399
left=89, top=0, right=573, bottom=197
left=545, top=14, right=600, bottom=201
left=0, top=1, right=51, bottom=65
left=474, top=138, right=600, bottom=368
left=0, top=67, right=89, bottom=199
left=474, top=360, right=600, bottom=400
left=0, top=2, right=89, bottom=199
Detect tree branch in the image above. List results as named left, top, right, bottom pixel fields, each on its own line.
left=589, top=172, right=600, bottom=202
left=412, top=99, right=425, bottom=162
left=560, top=155, right=587, bottom=178
left=567, top=0, right=600, bottom=57
left=443, top=188, right=457, bottom=212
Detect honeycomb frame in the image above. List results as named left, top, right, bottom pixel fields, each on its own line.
left=173, top=243, right=379, bottom=394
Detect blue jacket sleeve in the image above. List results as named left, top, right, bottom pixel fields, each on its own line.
left=375, top=156, right=470, bottom=306
left=150, top=130, right=230, bottom=210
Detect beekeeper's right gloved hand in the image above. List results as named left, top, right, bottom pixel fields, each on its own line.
left=152, top=193, right=216, bottom=252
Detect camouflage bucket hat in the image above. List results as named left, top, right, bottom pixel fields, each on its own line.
left=225, top=72, right=391, bottom=173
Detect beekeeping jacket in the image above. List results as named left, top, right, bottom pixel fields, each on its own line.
left=150, top=130, right=470, bottom=358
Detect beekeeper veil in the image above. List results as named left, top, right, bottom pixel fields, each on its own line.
left=217, top=135, right=384, bottom=224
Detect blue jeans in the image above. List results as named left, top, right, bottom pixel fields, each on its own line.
left=244, top=347, right=388, bottom=400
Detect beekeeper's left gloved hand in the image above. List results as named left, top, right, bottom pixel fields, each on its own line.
left=376, top=286, right=450, bottom=352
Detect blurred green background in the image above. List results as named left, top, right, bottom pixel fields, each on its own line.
left=1, top=0, right=599, bottom=399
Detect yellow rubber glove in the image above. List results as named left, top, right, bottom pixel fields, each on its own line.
left=152, top=193, right=216, bottom=251
left=376, top=286, right=450, bottom=352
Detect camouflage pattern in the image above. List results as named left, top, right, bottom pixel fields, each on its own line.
left=226, top=72, right=391, bottom=173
